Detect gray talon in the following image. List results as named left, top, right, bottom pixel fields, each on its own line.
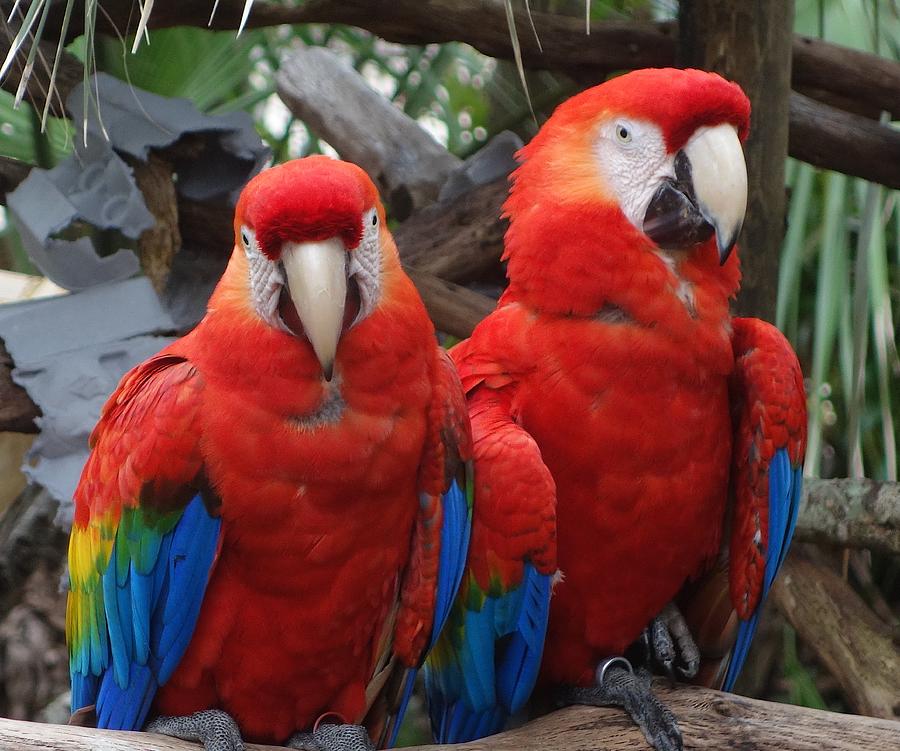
left=645, top=602, right=700, bottom=680
left=288, top=723, right=375, bottom=751
left=146, top=709, right=244, bottom=751
left=559, top=657, right=683, bottom=751
left=649, top=615, right=676, bottom=680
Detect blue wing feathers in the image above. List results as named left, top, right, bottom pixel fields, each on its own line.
left=429, top=478, right=472, bottom=650
left=723, top=448, right=802, bottom=690
left=388, top=477, right=473, bottom=748
left=155, top=498, right=221, bottom=682
left=426, top=562, right=551, bottom=744
left=74, top=494, right=221, bottom=730
left=71, top=673, right=98, bottom=713
left=497, top=565, right=551, bottom=712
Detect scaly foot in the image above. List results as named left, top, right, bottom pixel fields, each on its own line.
left=559, top=656, right=682, bottom=751
left=145, top=709, right=244, bottom=751
left=641, top=602, right=700, bottom=680
left=288, top=722, right=375, bottom=751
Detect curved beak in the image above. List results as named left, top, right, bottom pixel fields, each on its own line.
left=643, top=123, right=747, bottom=264
left=281, top=238, right=347, bottom=381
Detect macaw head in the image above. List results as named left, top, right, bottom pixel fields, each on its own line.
left=230, top=156, right=394, bottom=380
left=504, top=68, right=750, bottom=313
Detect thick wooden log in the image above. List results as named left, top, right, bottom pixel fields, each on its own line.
left=2, top=683, right=900, bottom=751
left=773, top=556, right=900, bottom=720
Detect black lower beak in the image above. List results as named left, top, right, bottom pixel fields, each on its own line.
left=643, top=151, right=739, bottom=265
left=643, top=151, right=716, bottom=256
left=643, top=180, right=716, bottom=253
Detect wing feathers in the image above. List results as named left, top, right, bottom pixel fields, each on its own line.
left=720, top=318, right=806, bottom=690
left=67, top=354, right=222, bottom=731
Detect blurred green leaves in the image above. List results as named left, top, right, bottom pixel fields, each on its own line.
left=779, top=1, right=899, bottom=483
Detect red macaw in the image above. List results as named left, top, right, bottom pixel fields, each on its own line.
left=425, top=68, right=806, bottom=751
left=66, top=156, right=472, bottom=750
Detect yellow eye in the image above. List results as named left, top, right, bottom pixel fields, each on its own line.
left=615, top=124, right=632, bottom=144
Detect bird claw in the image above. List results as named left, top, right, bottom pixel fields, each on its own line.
left=641, top=602, right=700, bottom=680
left=559, top=657, right=683, bottom=751
left=287, top=723, right=375, bottom=751
left=145, top=709, right=244, bottom=751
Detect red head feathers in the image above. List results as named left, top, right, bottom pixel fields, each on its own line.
left=501, top=68, right=749, bottom=317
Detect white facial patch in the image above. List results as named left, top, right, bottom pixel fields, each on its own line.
left=593, top=118, right=673, bottom=232
left=241, top=227, right=290, bottom=332
left=348, top=207, right=382, bottom=326
left=240, top=208, right=383, bottom=333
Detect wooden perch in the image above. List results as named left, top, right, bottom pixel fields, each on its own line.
left=773, top=556, right=900, bottom=720
left=276, top=45, right=460, bottom=220
left=791, top=34, right=900, bottom=120
left=2, top=682, right=900, bottom=751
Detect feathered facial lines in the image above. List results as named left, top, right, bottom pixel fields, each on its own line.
left=594, top=117, right=672, bottom=232
left=238, top=205, right=383, bottom=380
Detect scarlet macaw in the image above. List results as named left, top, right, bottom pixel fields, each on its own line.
left=425, top=68, right=806, bottom=751
left=66, top=156, right=472, bottom=750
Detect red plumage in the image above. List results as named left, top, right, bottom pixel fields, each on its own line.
left=452, top=68, right=805, bottom=690
left=71, top=157, right=471, bottom=744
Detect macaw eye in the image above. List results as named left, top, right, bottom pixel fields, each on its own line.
left=615, top=124, right=632, bottom=144
left=371, top=213, right=378, bottom=226
left=240, top=227, right=251, bottom=249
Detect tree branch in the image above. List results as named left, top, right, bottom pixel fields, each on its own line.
left=405, top=269, right=495, bottom=340
left=3, top=682, right=900, bottom=751
left=276, top=45, right=460, bottom=220
left=0, top=340, right=40, bottom=433
left=788, top=91, right=900, bottom=189
left=792, top=34, right=900, bottom=120
left=77, top=0, right=898, bottom=123
left=0, top=485, right=66, bottom=617
left=5, top=1, right=900, bottom=187
left=395, top=177, right=507, bottom=284
left=793, top=478, right=900, bottom=556
left=773, top=555, right=900, bottom=720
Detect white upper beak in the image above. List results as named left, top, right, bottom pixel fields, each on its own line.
left=281, top=238, right=347, bottom=380
left=683, top=123, right=748, bottom=261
